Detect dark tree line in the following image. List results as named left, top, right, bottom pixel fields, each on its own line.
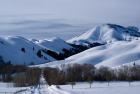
left=0, top=56, right=41, bottom=87
left=13, top=68, right=41, bottom=87
left=0, top=56, right=27, bottom=82
left=43, top=64, right=96, bottom=85
left=43, top=64, right=140, bottom=85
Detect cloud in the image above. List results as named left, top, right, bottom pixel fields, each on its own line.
left=0, top=0, right=139, bottom=25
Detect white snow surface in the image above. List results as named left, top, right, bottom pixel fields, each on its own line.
left=1, top=81, right=140, bottom=94
left=0, top=36, right=56, bottom=65
left=35, top=37, right=73, bottom=53
left=60, top=82, right=140, bottom=94
left=69, top=40, right=140, bottom=67
left=36, top=40, right=140, bottom=68
left=19, top=74, right=71, bottom=94
left=68, top=24, right=140, bottom=45
left=0, top=82, right=28, bottom=93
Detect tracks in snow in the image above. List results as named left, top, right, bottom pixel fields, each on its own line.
left=18, top=73, right=71, bottom=94
left=19, top=85, right=72, bottom=94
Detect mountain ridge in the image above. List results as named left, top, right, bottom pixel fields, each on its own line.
left=68, top=24, right=140, bottom=46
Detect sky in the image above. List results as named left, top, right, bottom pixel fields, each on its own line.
left=0, top=0, right=139, bottom=40
left=0, top=0, right=139, bottom=25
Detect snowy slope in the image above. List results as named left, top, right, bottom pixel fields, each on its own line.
left=38, top=40, right=140, bottom=68
left=34, top=37, right=73, bottom=53
left=68, top=24, right=140, bottom=46
left=0, top=36, right=56, bottom=65
left=69, top=40, right=140, bottom=67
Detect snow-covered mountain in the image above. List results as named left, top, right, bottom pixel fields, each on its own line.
left=1, top=23, right=140, bottom=67
left=34, top=24, right=140, bottom=68
left=67, top=40, right=140, bottom=67
left=0, top=36, right=59, bottom=65
left=34, top=37, right=73, bottom=53
left=0, top=36, right=94, bottom=65
left=0, top=35, right=91, bottom=65
left=68, top=24, right=140, bottom=46
left=37, top=40, right=140, bottom=68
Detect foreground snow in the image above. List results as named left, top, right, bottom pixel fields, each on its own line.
left=20, top=74, right=71, bottom=94
left=1, top=81, right=140, bottom=94
left=60, top=82, right=140, bottom=94
left=21, top=81, right=140, bottom=94
left=0, top=82, right=29, bottom=93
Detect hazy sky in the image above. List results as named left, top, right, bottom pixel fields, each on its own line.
left=0, top=0, right=139, bottom=25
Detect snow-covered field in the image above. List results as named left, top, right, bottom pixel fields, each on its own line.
left=0, top=82, right=29, bottom=93
left=9, top=81, right=140, bottom=94
left=60, top=82, right=140, bottom=94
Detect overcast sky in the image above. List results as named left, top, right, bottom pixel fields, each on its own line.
left=0, top=0, right=139, bottom=25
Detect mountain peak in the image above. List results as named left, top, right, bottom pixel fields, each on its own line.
left=68, top=24, right=140, bottom=46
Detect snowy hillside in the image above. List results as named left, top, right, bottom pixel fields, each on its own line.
left=0, top=36, right=56, bottom=65
left=1, top=23, right=140, bottom=67
left=70, top=40, right=140, bottom=67
left=37, top=40, right=140, bottom=68
left=34, top=37, right=73, bottom=53
left=68, top=24, right=140, bottom=46
left=0, top=36, right=93, bottom=65
left=32, top=24, right=140, bottom=68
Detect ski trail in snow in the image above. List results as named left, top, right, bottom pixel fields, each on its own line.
left=18, top=73, right=72, bottom=94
